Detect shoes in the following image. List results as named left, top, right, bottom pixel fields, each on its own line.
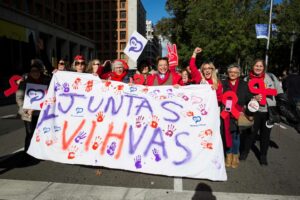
left=231, top=154, right=239, bottom=168
left=239, top=152, right=248, bottom=161
left=225, top=153, right=233, bottom=167
left=260, top=155, right=268, bottom=166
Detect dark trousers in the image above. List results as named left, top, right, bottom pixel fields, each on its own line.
left=242, top=112, right=272, bottom=156
left=24, top=115, right=39, bottom=151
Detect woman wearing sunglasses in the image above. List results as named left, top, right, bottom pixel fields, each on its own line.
left=71, top=55, right=86, bottom=73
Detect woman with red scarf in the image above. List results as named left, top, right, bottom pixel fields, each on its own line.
left=240, top=59, right=283, bottom=166
left=190, top=47, right=223, bottom=103
left=221, top=64, right=252, bottom=168
left=146, top=57, right=181, bottom=86
left=100, top=59, right=131, bottom=83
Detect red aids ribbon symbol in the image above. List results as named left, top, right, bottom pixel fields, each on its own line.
left=248, top=78, right=277, bottom=105
left=220, top=91, right=240, bottom=120
left=220, top=91, right=240, bottom=148
left=4, top=75, right=22, bottom=97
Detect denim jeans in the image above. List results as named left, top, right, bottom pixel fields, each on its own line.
left=226, top=131, right=240, bottom=154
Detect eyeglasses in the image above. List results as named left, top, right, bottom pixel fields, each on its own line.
left=93, top=63, right=100, bottom=65
left=59, top=62, right=65, bottom=65
left=75, top=61, right=85, bottom=65
left=203, top=67, right=213, bottom=71
left=228, top=71, right=239, bottom=74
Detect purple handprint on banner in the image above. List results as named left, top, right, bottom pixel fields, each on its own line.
left=107, top=142, right=117, bottom=156
left=152, top=148, right=161, bottom=162
left=63, top=83, right=70, bottom=92
left=134, top=155, right=142, bottom=168
left=75, top=131, right=87, bottom=144
left=128, top=37, right=143, bottom=52
left=136, top=115, right=144, bottom=128
left=54, top=83, right=61, bottom=92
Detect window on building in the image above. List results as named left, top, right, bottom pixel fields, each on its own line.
left=120, top=21, right=126, bottom=29
left=120, top=42, right=126, bottom=50
left=120, top=31, right=126, bottom=40
left=120, top=1, right=126, bottom=9
left=120, top=52, right=126, bottom=59
left=120, top=11, right=126, bottom=19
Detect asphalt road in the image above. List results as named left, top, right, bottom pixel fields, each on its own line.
left=0, top=104, right=300, bottom=197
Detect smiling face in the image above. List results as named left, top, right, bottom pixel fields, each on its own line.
left=157, top=59, right=169, bottom=74
left=253, top=61, right=265, bottom=75
left=58, top=60, right=65, bottom=71
left=202, top=63, right=213, bottom=79
left=181, top=71, right=189, bottom=83
left=113, top=62, right=124, bottom=75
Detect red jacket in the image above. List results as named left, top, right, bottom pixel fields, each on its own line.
left=146, top=71, right=182, bottom=86
left=189, top=57, right=202, bottom=84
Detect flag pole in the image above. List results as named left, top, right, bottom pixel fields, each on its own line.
left=265, top=0, right=274, bottom=71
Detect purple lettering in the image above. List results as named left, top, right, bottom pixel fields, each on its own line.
left=135, top=98, right=153, bottom=116
left=129, top=125, right=148, bottom=154
left=173, top=132, right=192, bottom=165
left=124, top=94, right=144, bottom=116
left=104, top=95, right=124, bottom=115
left=144, top=128, right=167, bottom=158
left=161, top=101, right=183, bottom=123
left=37, top=105, right=58, bottom=128
left=88, top=96, right=104, bottom=113
left=58, top=93, right=86, bottom=114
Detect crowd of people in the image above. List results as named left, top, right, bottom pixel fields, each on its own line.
left=16, top=47, right=300, bottom=170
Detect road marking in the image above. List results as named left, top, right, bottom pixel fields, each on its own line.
left=173, top=177, right=183, bottom=192
left=12, top=148, right=24, bottom=154
left=274, top=123, right=287, bottom=129
left=0, top=114, right=17, bottom=119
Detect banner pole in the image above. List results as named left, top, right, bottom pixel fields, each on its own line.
left=265, top=0, right=274, bottom=71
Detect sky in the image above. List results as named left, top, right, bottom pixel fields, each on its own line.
left=141, top=0, right=170, bottom=25
left=141, top=0, right=282, bottom=26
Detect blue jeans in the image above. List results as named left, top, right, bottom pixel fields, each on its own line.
left=226, top=131, right=240, bottom=154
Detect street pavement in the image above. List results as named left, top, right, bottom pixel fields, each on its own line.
left=0, top=104, right=300, bottom=200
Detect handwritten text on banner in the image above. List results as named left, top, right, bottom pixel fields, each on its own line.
left=28, top=71, right=227, bottom=181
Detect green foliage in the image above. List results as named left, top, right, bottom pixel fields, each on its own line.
left=155, top=0, right=300, bottom=73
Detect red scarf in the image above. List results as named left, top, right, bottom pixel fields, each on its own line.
left=110, top=71, right=127, bottom=82
left=155, top=71, right=171, bottom=85
left=223, top=79, right=243, bottom=148
left=249, top=71, right=265, bottom=80
left=206, top=78, right=213, bottom=85
left=228, top=78, right=239, bottom=93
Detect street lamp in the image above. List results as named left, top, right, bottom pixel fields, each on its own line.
left=265, top=0, right=273, bottom=71
left=290, top=30, right=297, bottom=69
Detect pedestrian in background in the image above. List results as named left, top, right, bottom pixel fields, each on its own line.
left=16, top=62, right=50, bottom=152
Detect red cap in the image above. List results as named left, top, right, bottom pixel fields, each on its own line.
left=114, top=59, right=129, bottom=70
left=74, top=55, right=85, bottom=61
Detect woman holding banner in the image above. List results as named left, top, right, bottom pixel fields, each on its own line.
left=101, top=59, right=131, bottom=83
left=240, top=59, right=283, bottom=166
left=146, top=57, right=181, bottom=86
left=190, top=47, right=223, bottom=103
left=221, top=64, right=252, bottom=168
left=71, top=55, right=86, bottom=73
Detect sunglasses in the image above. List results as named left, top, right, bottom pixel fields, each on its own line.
left=59, top=62, right=65, bottom=65
left=75, top=61, right=85, bottom=65
left=93, top=63, right=100, bottom=65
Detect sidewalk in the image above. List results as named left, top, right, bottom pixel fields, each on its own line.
left=0, top=179, right=299, bottom=200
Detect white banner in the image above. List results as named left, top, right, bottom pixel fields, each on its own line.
left=28, top=71, right=227, bottom=181
left=23, top=83, right=48, bottom=110
left=124, top=31, right=148, bottom=62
